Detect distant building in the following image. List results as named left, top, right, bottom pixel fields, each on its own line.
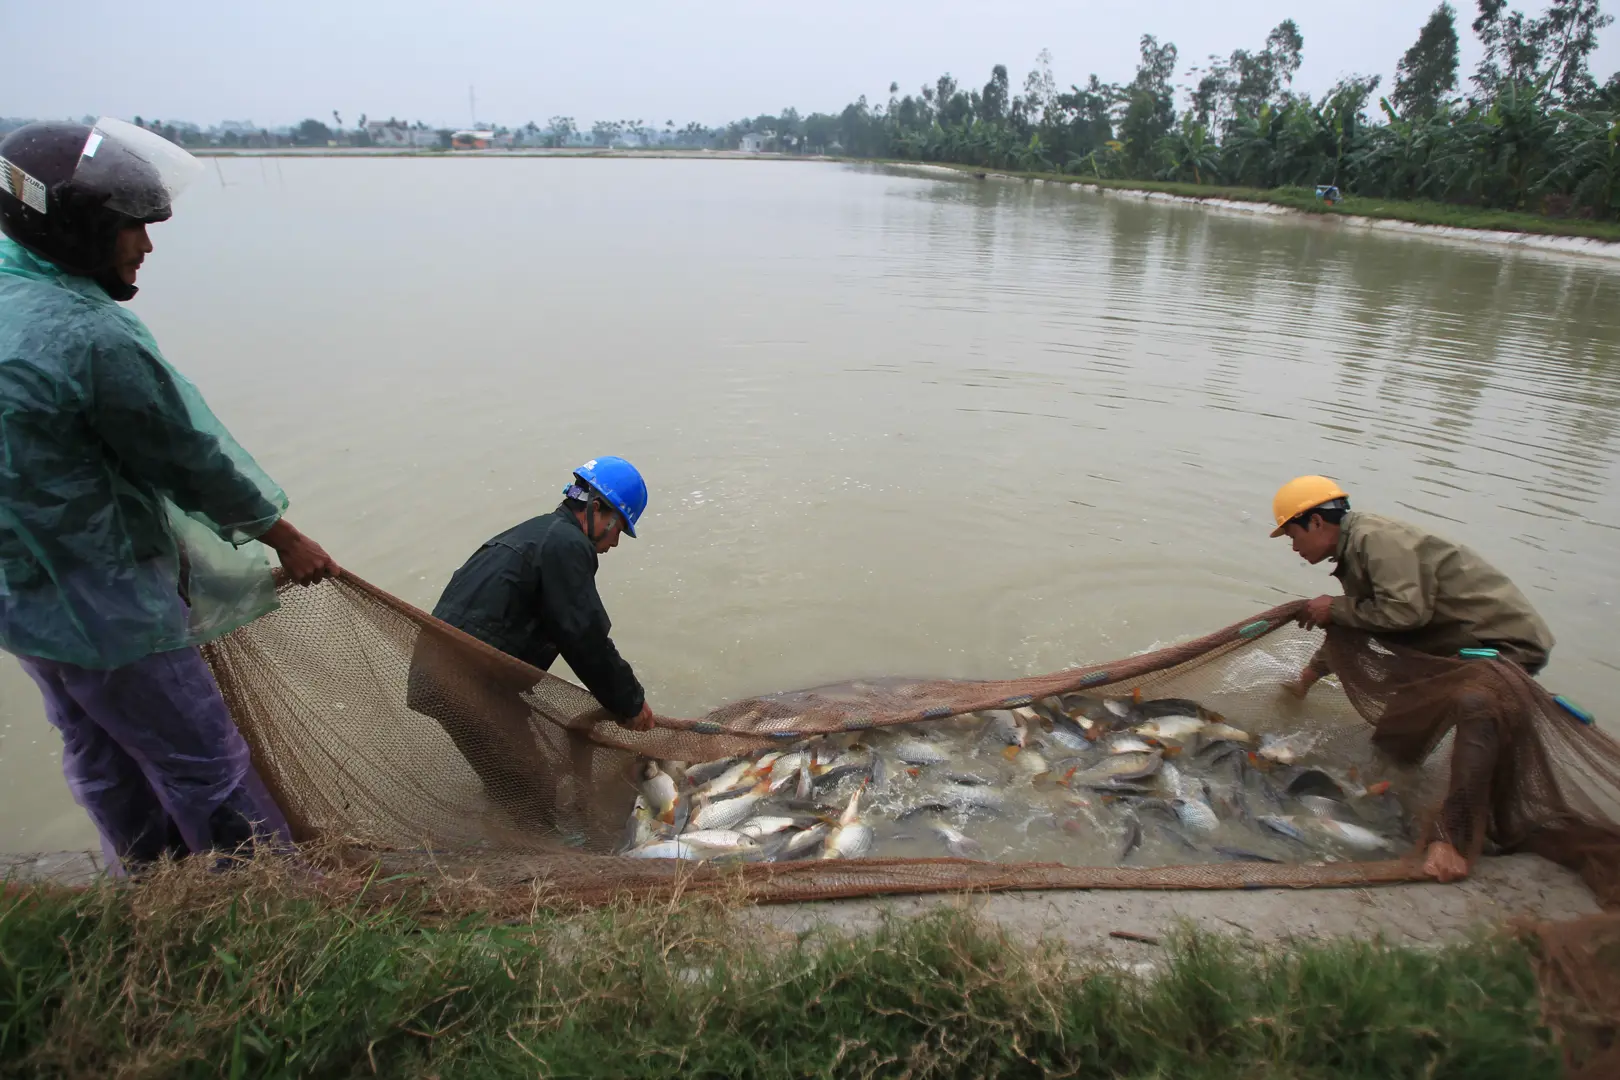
left=739, top=132, right=771, bottom=153
left=366, top=121, right=412, bottom=147
left=410, top=128, right=440, bottom=148
left=451, top=129, right=495, bottom=149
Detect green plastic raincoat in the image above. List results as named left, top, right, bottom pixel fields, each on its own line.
left=0, top=237, right=285, bottom=669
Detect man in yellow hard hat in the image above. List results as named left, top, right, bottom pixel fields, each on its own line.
left=1269, top=475, right=1555, bottom=883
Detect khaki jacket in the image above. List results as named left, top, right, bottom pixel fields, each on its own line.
left=1325, top=512, right=1554, bottom=670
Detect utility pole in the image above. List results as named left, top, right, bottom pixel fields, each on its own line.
left=469, top=85, right=476, bottom=126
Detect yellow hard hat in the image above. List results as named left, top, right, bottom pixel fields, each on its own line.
left=1270, top=476, right=1349, bottom=536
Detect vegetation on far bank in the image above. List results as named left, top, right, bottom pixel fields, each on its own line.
left=0, top=856, right=1583, bottom=1079
left=874, top=162, right=1620, bottom=241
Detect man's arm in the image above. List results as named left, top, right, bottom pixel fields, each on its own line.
left=535, top=541, right=647, bottom=722
left=87, top=338, right=282, bottom=540
left=1328, top=530, right=1435, bottom=633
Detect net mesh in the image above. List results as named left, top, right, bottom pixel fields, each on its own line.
left=201, top=573, right=1620, bottom=907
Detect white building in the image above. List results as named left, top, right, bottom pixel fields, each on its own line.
left=366, top=121, right=412, bottom=147
left=738, top=132, right=771, bottom=153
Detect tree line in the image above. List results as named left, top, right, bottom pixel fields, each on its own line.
left=723, top=1, right=1620, bottom=220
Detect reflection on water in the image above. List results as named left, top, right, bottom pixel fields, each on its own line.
left=2, top=158, right=1617, bottom=851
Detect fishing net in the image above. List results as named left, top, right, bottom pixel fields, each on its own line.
left=201, top=572, right=1620, bottom=907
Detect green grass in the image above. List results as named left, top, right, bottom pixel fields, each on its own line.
left=0, top=857, right=1569, bottom=1079
left=869, top=160, right=1620, bottom=243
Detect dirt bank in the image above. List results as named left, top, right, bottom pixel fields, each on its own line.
left=740, top=853, right=1598, bottom=962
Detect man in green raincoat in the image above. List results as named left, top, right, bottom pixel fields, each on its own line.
left=0, top=119, right=338, bottom=872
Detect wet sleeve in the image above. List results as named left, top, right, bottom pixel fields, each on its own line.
left=87, top=337, right=283, bottom=542
left=1329, top=531, right=1434, bottom=633
left=533, top=539, right=646, bottom=719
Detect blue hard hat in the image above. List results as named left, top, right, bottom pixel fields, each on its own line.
left=568, top=456, right=648, bottom=538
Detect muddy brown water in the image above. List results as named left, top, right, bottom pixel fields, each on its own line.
left=2, top=158, right=1617, bottom=856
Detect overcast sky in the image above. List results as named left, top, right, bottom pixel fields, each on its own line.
left=5, top=1, right=1618, bottom=129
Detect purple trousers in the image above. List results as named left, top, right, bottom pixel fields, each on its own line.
left=18, top=647, right=291, bottom=874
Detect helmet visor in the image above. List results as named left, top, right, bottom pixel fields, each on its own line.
left=71, top=117, right=202, bottom=221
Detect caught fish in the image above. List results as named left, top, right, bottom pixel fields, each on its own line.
left=1137, top=698, right=1226, bottom=721
left=1119, top=813, right=1143, bottom=859
left=695, top=759, right=759, bottom=796
left=1171, top=797, right=1219, bottom=833
left=1286, top=769, right=1348, bottom=800
left=772, top=823, right=828, bottom=861
left=1011, top=749, right=1050, bottom=775
left=691, top=780, right=768, bottom=830
left=1312, top=818, right=1392, bottom=851
left=1213, top=846, right=1282, bottom=863
left=679, top=828, right=755, bottom=849
left=628, top=834, right=761, bottom=861
left=813, top=761, right=873, bottom=795
left=1201, top=722, right=1252, bottom=743
left=738, top=815, right=801, bottom=840
left=1259, top=815, right=1309, bottom=843
left=619, top=798, right=662, bottom=852
left=626, top=839, right=705, bottom=861
left=1063, top=694, right=1136, bottom=725
left=932, top=823, right=983, bottom=858
left=1046, top=723, right=1092, bottom=751
left=1258, top=732, right=1318, bottom=765
left=982, top=709, right=1028, bottom=755
left=1103, top=734, right=1155, bottom=755
left=795, top=756, right=814, bottom=801
left=1073, top=749, right=1163, bottom=788
left=891, top=738, right=952, bottom=765
left=822, top=786, right=874, bottom=860
left=1133, top=715, right=1208, bottom=742
left=940, top=782, right=1007, bottom=811
left=685, top=756, right=745, bottom=788
left=637, top=761, right=680, bottom=823
left=1297, top=794, right=1354, bottom=821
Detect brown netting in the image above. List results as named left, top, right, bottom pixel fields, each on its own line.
left=201, top=572, right=1620, bottom=906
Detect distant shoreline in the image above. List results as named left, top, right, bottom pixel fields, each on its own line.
left=194, top=147, right=1620, bottom=253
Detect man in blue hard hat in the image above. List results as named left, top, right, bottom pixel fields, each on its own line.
left=410, top=457, right=655, bottom=838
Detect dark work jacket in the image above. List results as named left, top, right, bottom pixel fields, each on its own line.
left=431, top=505, right=645, bottom=718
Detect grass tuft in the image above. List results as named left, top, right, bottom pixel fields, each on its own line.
left=0, top=854, right=1566, bottom=1078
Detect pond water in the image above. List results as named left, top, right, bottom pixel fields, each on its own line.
left=2, top=157, right=1617, bottom=853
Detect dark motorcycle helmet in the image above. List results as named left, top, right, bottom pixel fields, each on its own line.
left=0, top=118, right=198, bottom=300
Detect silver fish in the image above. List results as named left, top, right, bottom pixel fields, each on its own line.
left=1119, top=813, right=1143, bottom=859
left=1258, top=815, right=1308, bottom=843
left=1215, top=846, right=1281, bottom=863
left=1258, top=732, right=1318, bottom=765
left=891, top=738, right=952, bottom=765
left=691, top=781, right=768, bottom=830
left=1312, top=818, right=1392, bottom=851
left=626, top=839, right=706, bottom=861
left=684, top=756, right=744, bottom=788
left=679, top=828, right=755, bottom=849
left=1297, top=794, right=1354, bottom=821
left=738, top=816, right=801, bottom=840
left=822, top=786, right=874, bottom=860
left=636, top=761, right=680, bottom=822
left=619, top=798, right=661, bottom=852
left=1046, top=724, right=1092, bottom=752
left=695, top=759, right=758, bottom=796
left=932, top=823, right=983, bottom=858
left=1202, top=722, right=1253, bottom=744
left=1073, top=749, right=1163, bottom=787
left=982, top=709, right=1028, bottom=751
left=1133, top=715, right=1208, bottom=742
left=1104, top=734, right=1155, bottom=756
left=774, top=823, right=828, bottom=860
